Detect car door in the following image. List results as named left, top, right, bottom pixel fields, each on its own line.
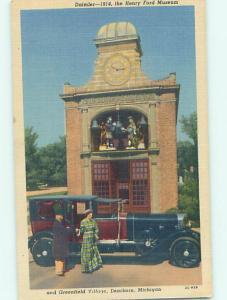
left=95, top=215, right=119, bottom=240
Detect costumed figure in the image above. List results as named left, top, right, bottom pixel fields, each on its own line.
left=105, top=116, right=115, bottom=149
left=127, top=116, right=138, bottom=149
left=80, top=209, right=103, bottom=273
left=52, top=207, right=72, bottom=276
left=99, top=121, right=107, bottom=150
left=112, top=120, right=128, bottom=149
left=136, top=123, right=145, bottom=149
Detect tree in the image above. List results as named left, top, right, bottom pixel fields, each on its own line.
left=178, top=174, right=200, bottom=223
left=38, top=136, right=67, bottom=187
left=178, top=112, right=198, bottom=177
left=25, top=127, right=41, bottom=190
left=168, top=112, right=200, bottom=225
left=180, top=112, right=198, bottom=148
left=25, top=127, right=67, bottom=190
left=177, top=140, right=198, bottom=179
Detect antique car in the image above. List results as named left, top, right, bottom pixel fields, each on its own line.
left=28, top=195, right=201, bottom=268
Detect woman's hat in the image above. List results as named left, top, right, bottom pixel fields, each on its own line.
left=83, top=209, right=93, bottom=216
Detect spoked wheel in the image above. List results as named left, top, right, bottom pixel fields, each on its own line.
left=170, top=237, right=201, bottom=268
left=31, top=237, right=54, bottom=267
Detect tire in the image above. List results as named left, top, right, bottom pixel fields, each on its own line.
left=31, top=237, right=54, bottom=267
left=170, top=237, right=201, bottom=268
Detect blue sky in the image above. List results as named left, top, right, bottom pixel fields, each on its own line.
left=21, top=6, right=196, bottom=146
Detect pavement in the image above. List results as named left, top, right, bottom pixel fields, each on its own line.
left=29, top=253, right=202, bottom=290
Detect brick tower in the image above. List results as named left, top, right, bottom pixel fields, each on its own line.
left=60, top=22, right=179, bottom=213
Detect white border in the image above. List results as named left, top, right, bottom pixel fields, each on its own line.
left=1, top=0, right=227, bottom=299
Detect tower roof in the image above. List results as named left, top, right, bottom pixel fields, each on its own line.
left=95, top=21, right=140, bottom=45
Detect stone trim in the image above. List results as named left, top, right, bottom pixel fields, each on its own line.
left=78, top=98, right=176, bottom=111
left=80, top=148, right=160, bottom=160
left=60, top=84, right=180, bottom=102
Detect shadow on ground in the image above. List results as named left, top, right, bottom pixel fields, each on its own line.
left=65, top=254, right=166, bottom=271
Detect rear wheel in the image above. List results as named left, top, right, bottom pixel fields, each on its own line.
left=170, top=237, right=200, bottom=268
left=31, top=237, right=54, bottom=267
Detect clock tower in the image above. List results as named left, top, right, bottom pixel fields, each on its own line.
left=61, top=22, right=180, bottom=214
left=79, top=21, right=151, bottom=91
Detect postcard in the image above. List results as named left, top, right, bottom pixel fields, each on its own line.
left=12, top=0, right=212, bottom=299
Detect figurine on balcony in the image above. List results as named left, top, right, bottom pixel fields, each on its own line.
left=105, top=116, right=116, bottom=150
left=136, top=123, right=145, bottom=150
left=112, top=120, right=128, bottom=150
left=99, top=122, right=107, bottom=151
left=126, top=116, right=138, bottom=149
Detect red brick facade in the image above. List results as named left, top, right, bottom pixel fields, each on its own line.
left=61, top=22, right=179, bottom=213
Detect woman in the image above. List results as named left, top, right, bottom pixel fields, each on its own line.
left=52, top=208, right=71, bottom=276
left=80, top=209, right=103, bottom=273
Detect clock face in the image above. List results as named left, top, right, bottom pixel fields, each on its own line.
left=104, top=55, right=131, bottom=86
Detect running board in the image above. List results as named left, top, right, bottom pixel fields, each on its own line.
left=98, top=240, right=136, bottom=253
left=98, top=240, right=135, bottom=244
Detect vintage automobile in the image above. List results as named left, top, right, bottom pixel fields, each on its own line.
left=28, top=195, right=201, bottom=268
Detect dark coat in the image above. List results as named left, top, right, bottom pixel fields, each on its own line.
left=52, top=220, right=71, bottom=260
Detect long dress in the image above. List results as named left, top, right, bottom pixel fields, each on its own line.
left=80, top=218, right=103, bottom=273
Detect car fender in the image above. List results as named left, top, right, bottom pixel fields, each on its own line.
left=140, top=229, right=200, bottom=257
left=169, top=236, right=200, bottom=253
left=167, top=229, right=200, bottom=244
left=160, top=229, right=200, bottom=252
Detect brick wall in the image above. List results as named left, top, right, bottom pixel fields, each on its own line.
left=157, top=96, right=178, bottom=212
left=65, top=102, right=83, bottom=195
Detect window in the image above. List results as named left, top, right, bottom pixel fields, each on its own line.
left=130, top=160, right=149, bottom=207
left=92, top=162, right=110, bottom=198
left=37, top=201, right=55, bottom=220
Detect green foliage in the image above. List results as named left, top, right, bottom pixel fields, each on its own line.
left=180, top=112, right=197, bottom=148
left=25, top=127, right=67, bottom=190
left=178, top=175, right=200, bottom=223
left=177, top=141, right=192, bottom=176
left=177, top=140, right=198, bottom=177
left=168, top=112, right=200, bottom=224
left=178, top=112, right=198, bottom=177
left=38, top=136, right=67, bottom=187
left=25, top=127, right=41, bottom=190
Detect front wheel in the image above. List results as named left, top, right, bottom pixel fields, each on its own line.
left=170, top=237, right=201, bottom=268
left=31, top=237, right=54, bottom=267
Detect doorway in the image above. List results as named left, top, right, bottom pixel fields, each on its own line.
left=92, top=159, right=150, bottom=213
left=114, top=160, right=130, bottom=200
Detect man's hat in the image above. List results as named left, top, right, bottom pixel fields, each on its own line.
left=53, top=204, right=64, bottom=216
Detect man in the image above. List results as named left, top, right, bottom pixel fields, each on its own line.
left=52, top=207, right=71, bottom=276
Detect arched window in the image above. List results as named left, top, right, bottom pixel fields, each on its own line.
left=91, top=110, right=148, bottom=152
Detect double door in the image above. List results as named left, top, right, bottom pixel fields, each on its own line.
left=92, top=159, right=150, bottom=213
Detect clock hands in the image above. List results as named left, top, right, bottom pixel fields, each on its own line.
left=104, top=55, right=130, bottom=85
left=111, top=63, right=125, bottom=72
